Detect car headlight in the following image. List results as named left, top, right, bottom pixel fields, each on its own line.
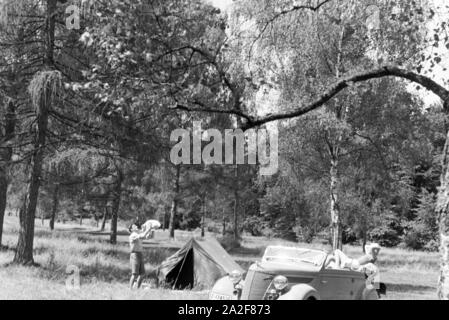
left=273, top=275, right=288, bottom=291
left=266, top=289, right=279, bottom=300
left=229, top=270, right=243, bottom=285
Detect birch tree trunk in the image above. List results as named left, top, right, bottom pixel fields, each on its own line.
left=330, top=158, right=342, bottom=250
left=436, top=129, right=449, bottom=299
left=328, top=25, right=345, bottom=251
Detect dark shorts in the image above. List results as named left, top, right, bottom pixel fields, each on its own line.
left=130, top=252, right=145, bottom=276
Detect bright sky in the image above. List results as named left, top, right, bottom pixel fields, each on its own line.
left=208, top=0, right=233, bottom=10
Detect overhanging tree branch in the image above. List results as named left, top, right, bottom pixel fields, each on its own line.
left=247, top=66, right=449, bottom=129
left=173, top=102, right=255, bottom=123
left=173, top=65, right=449, bottom=130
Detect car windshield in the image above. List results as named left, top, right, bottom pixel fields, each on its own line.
left=262, top=247, right=327, bottom=267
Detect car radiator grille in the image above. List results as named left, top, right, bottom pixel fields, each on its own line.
left=241, top=270, right=273, bottom=300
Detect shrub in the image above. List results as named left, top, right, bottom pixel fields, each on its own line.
left=219, top=235, right=241, bottom=252
left=342, top=227, right=357, bottom=245
left=242, top=216, right=265, bottom=237
left=424, top=240, right=439, bottom=252
left=403, top=230, right=423, bottom=250
left=401, top=189, right=438, bottom=251
left=369, top=226, right=402, bottom=247
left=402, top=221, right=438, bottom=251
left=207, top=225, right=220, bottom=233
left=296, top=227, right=316, bottom=244
left=272, top=215, right=298, bottom=242
left=179, top=210, right=201, bottom=231
left=369, top=213, right=403, bottom=247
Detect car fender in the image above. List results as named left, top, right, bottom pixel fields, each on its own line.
left=278, top=284, right=321, bottom=300
left=210, top=276, right=243, bottom=300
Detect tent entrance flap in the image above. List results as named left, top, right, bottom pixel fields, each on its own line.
left=167, top=248, right=194, bottom=289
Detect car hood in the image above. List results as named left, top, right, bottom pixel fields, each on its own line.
left=254, top=261, right=322, bottom=276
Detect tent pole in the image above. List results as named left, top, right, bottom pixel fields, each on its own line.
left=173, top=246, right=191, bottom=290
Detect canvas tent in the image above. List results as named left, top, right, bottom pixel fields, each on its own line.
left=157, top=237, right=243, bottom=289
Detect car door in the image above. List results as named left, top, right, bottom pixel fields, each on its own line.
left=319, top=269, right=359, bottom=300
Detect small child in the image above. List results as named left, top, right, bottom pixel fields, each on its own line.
left=140, top=220, right=161, bottom=239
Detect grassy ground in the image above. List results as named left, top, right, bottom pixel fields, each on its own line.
left=0, top=216, right=439, bottom=300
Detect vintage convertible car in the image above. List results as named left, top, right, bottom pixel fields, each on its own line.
left=209, top=246, right=384, bottom=300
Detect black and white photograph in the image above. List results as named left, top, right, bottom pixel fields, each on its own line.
left=0, top=0, right=449, bottom=303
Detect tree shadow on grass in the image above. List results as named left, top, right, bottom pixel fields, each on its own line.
left=79, top=247, right=174, bottom=266
left=36, top=256, right=160, bottom=284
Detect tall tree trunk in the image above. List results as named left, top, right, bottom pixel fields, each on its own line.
left=169, top=165, right=181, bottom=239
left=330, top=158, right=342, bottom=251
left=362, top=219, right=367, bottom=254
left=0, top=98, right=15, bottom=247
left=361, top=202, right=370, bottom=254
left=49, top=185, right=58, bottom=231
left=222, top=208, right=226, bottom=236
left=101, top=206, right=108, bottom=232
left=201, top=196, right=206, bottom=238
left=14, top=93, right=50, bottom=265
left=110, top=167, right=123, bottom=245
left=233, top=189, right=240, bottom=241
left=14, top=131, right=47, bottom=264
left=0, top=170, right=7, bottom=248
left=437, top=130, right=449, bottom=300
left=14, top=0, right=57, bottom=266
left=233, top=164, right=240, bottom=241
left=328, top=25, right=346, bottom=252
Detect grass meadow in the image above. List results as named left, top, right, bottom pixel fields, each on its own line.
left=0, top=215, right=439, bottom=300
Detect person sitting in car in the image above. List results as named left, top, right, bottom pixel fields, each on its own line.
left=326, top=243, right=381, bottom=272
left=335, top=243, right=381, bottom=271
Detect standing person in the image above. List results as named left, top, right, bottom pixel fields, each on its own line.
left=129, top=223, right=152, bottom=289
